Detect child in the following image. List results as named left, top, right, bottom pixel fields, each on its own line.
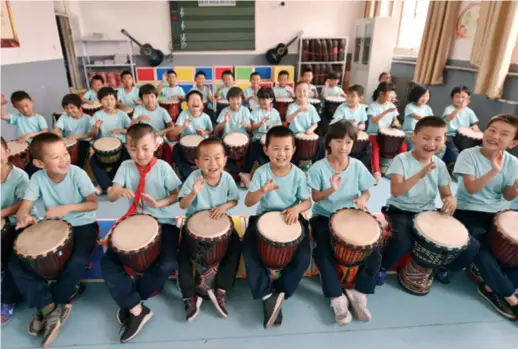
left=178, top=137, right=242, bottom=321
left=403, top=84, right=433, bottom=150
left=102, top=124, right=181, bottom=342
left=83, top=75, right=104, bottom=102
left=10, top=133, right=98, bottom=347
left=308, top=120, right=378, bottom=325
left=172, top=90, right=214, bottom=180
left=89, top=87, right=132, bottom=194
left=300, top=67, right=319, bottom=99
left=453, top=114, right=518, bottom=319
left=189, top=71, right=214, bottom=117
left=443, top=86, right=480, bottom=166
left=158, top=70, right=186, bottom=101
left=372, top=72, right=397, bottom=102
left=377, top=117, right=479, bottom=285
left=239, top=87, right=282, bottom=187
left=117, top=71, right=140, bottom=108
left=53, top=93, right=93, bottom=169
left=215, top=70, right=235, bottom=101
left=321, top=71, right=346, bottom=99
left=273, top=70, right=294, bottom=98
left=244, top=72, right=261, bottom=110
left=367, top=82, right=406, bottom=181
left=243, top=126, right=312, bottom=328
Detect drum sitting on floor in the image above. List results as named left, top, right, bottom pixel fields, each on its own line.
left=351, top=130, right=370, bottom=156
left=489, top=210, right=518, bottom=266
left=324, top=96, right=346, bottom=117
left=7, top=140, right=31, bottom=170
left=159, top=99, right=180, bottom=122
left=120, top=106, right=134, bottom=119
left=398, top=211, right=469, bottom=295
left=92, top=137, right=123, bottom=168
left=257, top=211, right=303, bottom=273
left=295, top=133, right=319, bottom=161
left=64, top=138, right=79, bottom=165
left=216, top=100, right=230, bottom=117
left=14, top=219, right=73, bottom=279
left=454, top=128, right=483, bottom=152
left=179, top=134, right=204, bottom=164
left=109, top=214, right=162, bottom=273
left=274, top=98, right=293, bottom=122
left=378, top=128, right=405, bottom=159
left=83, top=102, right=103, bottom=116
left=223, top=132, right=249, bottom=161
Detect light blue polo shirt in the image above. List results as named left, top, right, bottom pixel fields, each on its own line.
left=244, top=87, right=260, bottom=109
left=442, top=105, right=479, bottom=137
left=24, top=166, right=97, bottom=226
left=113, top=160, right=182, bottom=225
left=7, top=113, right=48, bottom=140
left=332, top=104, right=368, bottom=127
left=83, top=89, right=99, bottom=102
left=273, top=86, right=293, bottom=98
left=178, top=169, right=240, bottom=218
left=55, top=113, right=91, bottom=138
left=250, top=107, right=282, bottom=141
left=217, top=86, right=233, bottom=100
left=1, top=166, right=37, bottom=225
left=117, top=87, right=140, bottom=107
left=249, top=163, right=310, bottom=215
left=216, top=106, right=251, bottom=137
left=366, top=102, right=399, bottom=135
left=308, top=84, right=317, bottom=98
left=307, top=158, right=376, bottom=217
left=90, top=110, right=131, bottom=143
left=403, top=103, right=434, bottom=134
left=133, top=105, right=172, bottom=132
left=162, top=86, right=185, bottom=100
left=454, top=147, right=518, bottom=213
left=324, top=86, right=345, bottom=97
left=286, top=102, right=320, bottom=134
left=176, top=110, right=213, bottom=138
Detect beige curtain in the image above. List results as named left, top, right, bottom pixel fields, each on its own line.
left=364, top=0, right=380, bottom=18
left=414, top=1, right=460, bottom=85
left=470, top=1, right=518, bottom=99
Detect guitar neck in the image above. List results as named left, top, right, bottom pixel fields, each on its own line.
left=121, top=30, right=142, bottom=48
left=285, top=35, right=301, bottom=48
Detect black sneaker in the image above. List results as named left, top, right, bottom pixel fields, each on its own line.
left=274, top=309, right=283, bottom=326
left=468, top=264, right=484, bottom=285
left=207, top=289, right=228, bottom=318
left=28, top=312, right=44, bottom=336
left=477, top=285, right=517, bottom=320
left=117, top=308, right=130, bottom=325
left=435, top=267, right=450, bottom=284
left=68, top=283, right=86, bottom=303
left=41, top=304, right=70, bottom=348
left=184, top=296, right=202, bottom=322
left=120, top=304, right=153, bottom=343
left=262, top=292, right=285, bottom=329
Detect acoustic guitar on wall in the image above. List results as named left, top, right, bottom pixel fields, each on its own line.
left=265, top=31, right=304, bottom=65
left=121, top=29, right=164, bottom=67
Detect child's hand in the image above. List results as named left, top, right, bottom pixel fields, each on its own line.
left=117, top=188, right=135, bottom=200
left=491, top=150, right=504, bottom=172
left=141, top=193, right=160, bottom=208
left=299, top=105, right=308, bottom=112
left=330, top=173, right=342, bottom=191
left=441, top=195, right=456, bottom=215
left=471, top=124, right=480, bottom=132
left=324, top=79, right=330, bottom=87
left=184, top=119, right=192, bottom=127
left=386, top=107, right=397, bottom=114
left=18, top=135, right=29, bottom=142
left=305, top=129, right=314, bottom=136
left=132, top=98, right=141, bottom=105
left=358, top=123, right=366, bottom=131
left=45, top=205, right=70, bottom=219
left=353, top=195, right=368, bottom=210
left=392, top=119, right=401, bottom=128
left=419, top=162, right=436, bottom=178
left=15, top=215, right=37, bottom=230
left=1, top=94, right=7, bottom=105
left=260, top=178, right=279, bottom=194
left=193, top=177, right=205, bottom=194
left=210, top=206, right=227, bottom=220
left=251, top=95, right=258, bottom=101
left=225, top=112, right=231, bottom=122
left=139, top=115, right=151, bottom=122
left=94, top=120, right=103, bottom=128
left=241, top=121, right=251, bottom=128
left=282, top=207, right=299, bottom=225
left=112, top=129, right=121, bottom=135
left=196, top=129, right=204, bottom=136
left=262, top=116, right=270, bottom=124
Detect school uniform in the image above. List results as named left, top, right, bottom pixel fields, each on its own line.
left=273, top=86, right=293, bottom=99
left=101, top=160, right=181, bottom=310
left=132, top=105, right=173, bottom=163
left=162, top=86, right=185, bottom=100
left=332, top=105, right=371, bottom=168
left=89, top=110, right=132, bottom=191
left=308, top=84, right=318, bottom=99
left=244, top=107, right=282, bottom=173
left=117, top=87, right=140, bottom=107
left=286, top=102, right=324, bottom=163
left=243, top=163, right=311, bottom=300
left=308, top=158, right=379, bottom=298
left=367, top=101, right=407, bottom=174
left=380, top=152, right=478, bottom=272
left=8, top=166, right=98, bottom=310
left=55, top=113, right=92, bottom=169
left=83, top=89, right=99, bottom=102
left=177, top=170, right=242, bottom=298
left=453, top=147, right=518, bottom=298
left=217, top=86, right=232, bottom=100
left=244, top=87, right=260, bottom=110
left=402, top=103, right=434, bottom=150
left=190, top=85, right=214, bottom=118
left=442, top=105, right=479, bottom=164
left=323, top=86, right=345, bottom=98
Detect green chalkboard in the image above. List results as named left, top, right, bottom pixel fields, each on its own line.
left=170, top=1, right=255, bottom=51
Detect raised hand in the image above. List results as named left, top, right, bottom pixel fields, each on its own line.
left=193, top=177, right=206, bottom=194
left=419, top=161, right=436, bottom=178
left=491, top=150, right=504, bottom=172
left=141, top=193, right=160, bottom=208
left=330, top=173, right=342, bottom=191
left=261, top=178, right=279, bottom=194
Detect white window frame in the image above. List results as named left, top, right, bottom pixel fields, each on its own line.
left=394, top=0, right=430, bottom=57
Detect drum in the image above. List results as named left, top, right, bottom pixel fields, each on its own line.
left=257, top=211, right=303, bottom=270
left=309, top=98, right=322, bottom=114
left=92, top=137, right=123, bottom=167
left=295, top=133, right=319, bottom=161
left=489, top=210, right=518, bottom=266
left=351, top=130, right=369, bottom=156
left=399, top=211, right=469, bottom=295
left=120, top=106, right=134, bottom=119
left=14, top=219, right=73, bottom=279
left=83, top=101, right=102, bottom=116
left=154, top=136, right=166, bottom=159
left=324, top=96, right=346, bottom=116
left=53, top=110, right=65, bottom=123
left=378, top=128, right=405, bottom=159
left=179, top=134, right=204, bottom=164
left=64, top=138, right=78, bottom=165
left=184, top=210, right=233, bottom=267
left=109, top=214, right=162, bottom=273
left=454, top=128, right=483, bottom=152
left=274, top=98, right=293, bottom=122
left=159, top=99, right=180, bottom=122
left=223, top=132, right=249, bottom=161
left=216, top=100, right=230, bottom=117
left=7, top=140, right=31, bottom=170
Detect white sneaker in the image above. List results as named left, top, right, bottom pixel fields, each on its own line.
left=345, top=289, right=371, bottom=322
left=330, top=294, right=352, bottom=326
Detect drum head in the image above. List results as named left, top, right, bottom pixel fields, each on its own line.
left=379, top=128, right=405, bottom=137
left=180, top=134, right=204, bottom=147
left=309, top=98, right=320, bottom=104
left=257, top=211, right=302, bottom=243
left=276, top=98, right=293, bottom=103
left=357, top=131, right=369, bottom=141
left=496, top=211, right=518, bottom=243
left=187, top=210, right=232, bottom=238
left=15, top=220, right=70, bottom=257
left=7, top=140, right=28, bottom=154
left=111, top=215, right=160, bottom=252
left=93, top=137, right=122, bottom=152
left=295, top=133, right=319, bottom=141
left=224, top=133, right=249, bottom=147
left=84, top=101, right=102, bottom=109
left=414, top=211, right=468, bottom=248
left=457, top=128, right=483, bottom=140
left=218, top=100, right=229, bottom=105
left=64, top=138, right=77, bottom=147
left=331, top=209, right=380, bottom=246
left=326, top=96, right=346, bottom=103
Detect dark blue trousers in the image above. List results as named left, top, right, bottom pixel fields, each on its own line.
left=2, top=224, right=22, bottom=304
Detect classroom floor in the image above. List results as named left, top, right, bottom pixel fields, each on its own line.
left=2, top=178, right=518, bottom=349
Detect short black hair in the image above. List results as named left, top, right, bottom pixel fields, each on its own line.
left=327, top=71, right=340, bottom=80
left=278, top=70, right=290, bottom=79
left=30, top=132, right=65, bottom=160
left=10, top=90, right=32, bottom=105
left=138, top=83, right=158, bottom=99
left=302, top=67, right=313, bottom=75
left=186, top=90, right=204, bottom=102
left=250, top=72, right=261, bottom=79
left=196, top=137, right=226, bottom=158
left=408, top=83, right=430, bottom=104
left=91, top=74, right=104, bottom=84
left=195, top=71, right=206, bottom=79
left=61, top=94, right=82, bottom=109
left=126, top=123, right=155, bottom=144
left=414, top=116, right=447, bottom=134
left=487, top=114, right=518, bottom=140
left=121, top=70, right=133, bottom=79
left=451, top=85, right=471, bottom=98
left=97, top=87, right=117, bottom=101
left=373, top=82, right=396, bottom=100
left=1, top=136, right=7, bottom=150
left=227, top=86, right=244, bottom=100
left=378, top=72, right=390, bottom=81
left=257, top=87, right=275, bottom=100
left=222, top=70, right=234, bottom=79
left=325, top=120, right=358, bottom=152
left=265, top=126, right=295, bottom=147
left=166, top=70, right=177, bottom=77
left=348, top=84, right=364, bottom=96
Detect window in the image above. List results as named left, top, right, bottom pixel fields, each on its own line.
left=395, top=0, right=430, bottom=56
